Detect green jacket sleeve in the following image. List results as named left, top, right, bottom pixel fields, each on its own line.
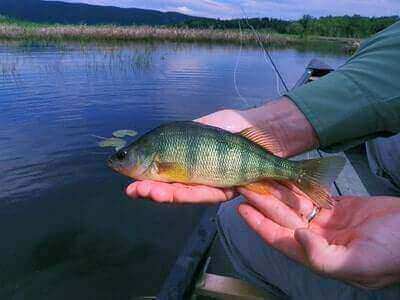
left=286, top=21, right=400, bottom=152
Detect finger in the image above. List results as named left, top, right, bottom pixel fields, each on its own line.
left=311, top=197, right=359, bottom=229
left=294, top=228, right=348, bottom=274
left=238, top=187, right=307, bottom=229
left=126, top=180, right=175, bottom=202
left=173, top=185, right=237, bottom=203
left=126, top=180, right=236, bottom=203
left=125, top=181, right=142, bottom=198
left=276, top=180, right=313, bottom=203
left=194, top=110, right=250, bottom=133
left=260, top=180, right=314, bottom=218
left=238, top=204, right=306, bottom=263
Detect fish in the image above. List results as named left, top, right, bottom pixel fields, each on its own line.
left=107, top=121, right=346, bottom=208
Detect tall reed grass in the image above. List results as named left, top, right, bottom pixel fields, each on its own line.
left=0, top=23, right=359, bottom=50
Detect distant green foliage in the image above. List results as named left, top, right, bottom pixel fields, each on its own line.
left=178, top=15, right=399, bottom=38
left=0, top=14, right=40, bottom=27
left=2, top=13, right=397, bottom=39
left=0, top=14, right=386, bottom=52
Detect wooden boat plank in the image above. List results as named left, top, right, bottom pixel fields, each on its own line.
left=195, top=273, right=280, bottom=300
left=320, top=151, right=370, bottom=196
left=156, top=206, right=219, bottom=300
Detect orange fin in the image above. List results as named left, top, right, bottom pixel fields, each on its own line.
left=238, top=126, right=283, bottom=155
left=295, top=182, right=335, bottom=209
left=155, top=161, right=189, bottom=182
left=295, top=156, right=346, bottom=209
left=242, top=180, right=272, bottom=195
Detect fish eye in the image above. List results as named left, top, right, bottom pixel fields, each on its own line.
left=116, top=150, right=127, bottom=161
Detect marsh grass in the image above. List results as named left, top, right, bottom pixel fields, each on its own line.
left=78, top=44, right=154, bottom=75
left=0, top=42, right=155, bottom=79
left=1, top=52, right=21, bottom=80
left=0, top=20, right=359, bottom=51
left=0, top=16, right=357, bottom=79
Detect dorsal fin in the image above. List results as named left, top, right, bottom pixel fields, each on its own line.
left=238, top=126, right=283, bottom=156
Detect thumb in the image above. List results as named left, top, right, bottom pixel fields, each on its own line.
left=295, top=228, right=332, bottom=273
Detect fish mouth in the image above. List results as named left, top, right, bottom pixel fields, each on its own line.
left=107, top=158, right=119, bottom=171
left=107, top=158, right=113, bottom=167
left=106, top=157, right=147, bottom=180
left=106, top=158, right=123, bottom=174
left=107, top=161, right=138, bottom=179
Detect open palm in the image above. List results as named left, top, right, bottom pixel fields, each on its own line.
left=237, top=182, right=400, bottom=289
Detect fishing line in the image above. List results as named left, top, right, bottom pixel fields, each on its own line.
left=237, top=9, right=312, bottom=164
left=239, top=6, right=289, bottom=93
left=233, top=19, right=250, bottom=107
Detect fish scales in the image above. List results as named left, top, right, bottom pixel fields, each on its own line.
left=108, top=121, right=346, bottom=209
left=152, top=122, right=294, bottom=186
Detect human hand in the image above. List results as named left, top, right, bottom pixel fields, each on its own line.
left=126, top=97, right=318, bottom=203
left=196, top=97, right=319, bottom=158
left=237, top=182, right=400, bottom=289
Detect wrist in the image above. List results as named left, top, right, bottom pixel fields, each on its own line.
left=243, top=97, right=319, bottom=157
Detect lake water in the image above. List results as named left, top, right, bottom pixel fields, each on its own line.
left=0, top=41, right=347, bottom=299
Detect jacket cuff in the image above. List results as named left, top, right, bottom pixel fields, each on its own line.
left=285, top=70, right=374, bottom=151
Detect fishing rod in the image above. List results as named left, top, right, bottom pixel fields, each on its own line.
left=240, top=10, right=343, bottom=197
left=240, top=7, right=289, bottom=93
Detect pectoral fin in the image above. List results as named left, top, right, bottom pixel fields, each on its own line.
left=154, top=161, right=190, bottom=182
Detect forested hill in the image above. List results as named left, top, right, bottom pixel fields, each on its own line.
left=179, top=15, right=399, bottom=38
left=0, top=0, right=203, bottom=26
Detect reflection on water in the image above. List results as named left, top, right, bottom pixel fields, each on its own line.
left=0, top=41, right=347, bottom=299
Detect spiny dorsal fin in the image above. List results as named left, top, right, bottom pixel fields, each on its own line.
left=238, top=126, right=283, bottom=156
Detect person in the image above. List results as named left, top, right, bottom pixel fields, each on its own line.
left=126, top=21, right=400, bottom=299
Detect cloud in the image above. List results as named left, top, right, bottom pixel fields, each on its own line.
left=233, top=0, right=400, bottom=19
left=51, top=0, right=400, bottom=19
left=174, top=6, right=195, bottom=15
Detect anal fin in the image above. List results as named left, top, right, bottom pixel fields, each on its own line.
left=242, top=180, right=272, bottom=195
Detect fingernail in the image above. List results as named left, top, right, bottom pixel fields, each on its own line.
left=237, top=204, right=248, bottom=216
left=125, top=183, right=135, bottom=195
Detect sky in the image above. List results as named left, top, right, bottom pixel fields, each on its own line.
left=53, top=0, right=400, bottom=19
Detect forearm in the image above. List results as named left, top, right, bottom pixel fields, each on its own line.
left=286, top=22, right=400, bottom=152
left=242, top=97, right=319, bottom=157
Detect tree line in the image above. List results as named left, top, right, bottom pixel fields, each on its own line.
left=177, top=15, right=399, bottom=38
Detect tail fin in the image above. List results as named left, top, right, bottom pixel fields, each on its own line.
left=295, top=156, right=346, bottom=209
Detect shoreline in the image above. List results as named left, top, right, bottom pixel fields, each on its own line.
left=0, top=24, right=360, bottom=52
